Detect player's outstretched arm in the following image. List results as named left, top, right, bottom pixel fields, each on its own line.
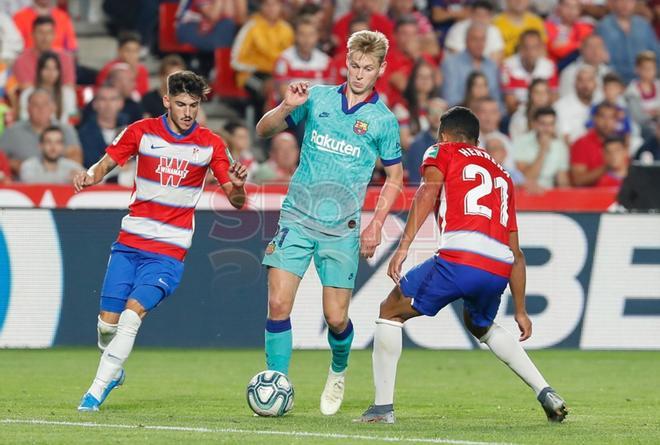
left=360, top=163, right=404, bottom=258
left=221, top=161, right=248, bottom=209
left=255, top=81, right=309, bottom=139
left=72, top=154, right=118, bottom=192
left=388, top=165, right=444, bottom=283
left=508, top=230, right=532, bottom=341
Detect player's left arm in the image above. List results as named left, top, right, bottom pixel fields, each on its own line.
left=360, top=162, right=404, bottom=258
left=220, top=162, right=248, bottom=209
left=73, top=154, right=118, bottom=192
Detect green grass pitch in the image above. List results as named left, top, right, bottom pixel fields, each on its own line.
left=1, top=348, right=658, bottom=444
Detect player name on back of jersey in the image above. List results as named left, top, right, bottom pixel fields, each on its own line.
left=457, top=146, right=510, bottom=178
left=311, top=130, right=361, bottom=158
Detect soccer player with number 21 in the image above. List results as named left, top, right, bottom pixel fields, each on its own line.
left=358, top=107, right=568, bottom=424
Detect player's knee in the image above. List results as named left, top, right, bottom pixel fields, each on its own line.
left=324, top=314, right=348, bottom=333
left=268, top=294, right=293, bottom=319
left=97, top=316, right=118, bottom=351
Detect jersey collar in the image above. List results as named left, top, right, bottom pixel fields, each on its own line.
left=337, top=83, right=379, bottom=115
left=161, top=114, right=198, bottom=139
left=440, top=142, right=482, bottom=151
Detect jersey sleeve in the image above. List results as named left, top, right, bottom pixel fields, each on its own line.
left=105, top=124, right=140, bottom=166
left=285, top=85, right=315, bottom=128
left=421, top=144, right=451, bottom=177
left=507, top=178, right=518, bottom=232
left=209, top=137, right=232, bottom=185
left=378, top=115, right=402, bottom=165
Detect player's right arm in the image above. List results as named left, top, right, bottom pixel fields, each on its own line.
left=508, top=230, right=532, bottom=341
left=73, top=154, right=118, bottom=192
left=255, top=81, right=309, bottom=139
left=388, top=165, right=444, bottom=283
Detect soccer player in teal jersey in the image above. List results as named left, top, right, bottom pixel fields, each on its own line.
left=255, top=30, right=404, bottom=415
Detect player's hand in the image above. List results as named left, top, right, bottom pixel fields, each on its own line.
left=359, top=221, right=381, bottom=259
left=73, top=171, right=95, bottom=193
left=387, top=248, right=408, bottom=284
left=515, top=311, right=532, bottom=341
left=283, top=81, right=310, bottom=108
left=229, top=162, right=248, bottom=188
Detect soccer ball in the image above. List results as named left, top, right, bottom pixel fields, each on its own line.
left=246, top=370, right=294, bottom=417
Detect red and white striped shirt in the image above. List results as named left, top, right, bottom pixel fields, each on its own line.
left=501, top=54, right=558, bottom=104
left=106, top=115, right=231, bottom=261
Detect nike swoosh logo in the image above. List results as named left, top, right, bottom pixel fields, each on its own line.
left=158, top=278, right=169, bottom=287
left=150, top=144, right=167, bottom=149
left=318, top=112, right=330, bottom=118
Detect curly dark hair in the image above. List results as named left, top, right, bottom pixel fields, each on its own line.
left=167, top=71, right=211, bottom=100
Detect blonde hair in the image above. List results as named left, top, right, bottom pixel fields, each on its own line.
left=347, top=30, right=389, bottom=65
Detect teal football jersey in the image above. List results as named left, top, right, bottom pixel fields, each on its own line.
left=280, top=84, right=401, bottom=236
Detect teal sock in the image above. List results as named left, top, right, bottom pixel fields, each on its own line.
left=328, top=319, right=354, bottom=373
left=265, top=318, right=292, bottom=375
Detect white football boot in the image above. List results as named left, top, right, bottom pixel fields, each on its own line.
left=320, top=368, right=346, bottom=415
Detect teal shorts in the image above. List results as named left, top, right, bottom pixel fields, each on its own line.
left=262, top=223, right=359, bottom=289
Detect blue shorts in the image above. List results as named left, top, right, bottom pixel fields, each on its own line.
left=399, top=255, right=509, bottom=328
left=100, top=242, right=184, bottom=313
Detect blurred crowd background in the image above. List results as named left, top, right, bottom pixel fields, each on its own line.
left=0, top=0, right=658, bottom=194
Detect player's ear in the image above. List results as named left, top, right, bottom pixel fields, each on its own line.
left=378, top=61, right=387, bottom=77
left=162, top=95, right=170, bottom=111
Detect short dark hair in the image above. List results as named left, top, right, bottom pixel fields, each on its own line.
left=594, top=101, right=618, bottom=116
left=297, top=3, right=321, bottom=17
left=294, top=15, right=316, bottom=30
left=32, top=15, right=55, bottom=31
left=439, top=106, right=480, bottom=143
left=167, top=71, right=211, bottom=100
left=519, top=29, right=542, bottom=45
left=395, top=15, right=418, bottom=31
left=533, top=106, right=556, bottom=121
left=223, top=120, right=247, bottom=135
left=39, top=125, right=63, bottom=143
left=472, top=0, right=495, bottom=11
left=603, top=72, right=624, bottom=86
left=118, top=31, right=141, bottom=48
left=159, top=54, right=186, bottom=76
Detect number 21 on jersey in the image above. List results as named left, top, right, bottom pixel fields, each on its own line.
left=462, top=164, right=509, bottom=227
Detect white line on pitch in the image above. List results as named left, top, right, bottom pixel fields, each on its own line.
left=1, top=418, right=516, bottom=445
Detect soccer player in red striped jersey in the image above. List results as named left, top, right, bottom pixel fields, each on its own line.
left=74, top=71, right=248, bottom=412
left=358, top=107, right=568, bottom=424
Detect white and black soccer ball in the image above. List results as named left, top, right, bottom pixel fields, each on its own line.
left=246, top=370, right=294, bottom=417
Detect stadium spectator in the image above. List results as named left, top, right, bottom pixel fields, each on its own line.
left=625, top=51, right=660, bottom=139
left=558, top=34, right=610, bottom=99
left=444, top=1, right=505, bottom=64
left=475, top=96, right=517, bottom=174
left=77, top=85, right=127, bottom=169
left=231, top=0, right=293, bottom=116
left=493, top=0, right=546, bottom=58
left=554, top=65, right=597, bottom=144
left=595, top=136, right=629, bottom=187
left=580, top=0, right=608, bottom=21
left=595, top=0, right=660, bottom=85
left=501, top=29, right=558, bottom=114
left=385, top=16, right=438, bottom=104
left=430, top=0, right=469, bottom=42
left=460, top=71, right=491, bottom=111
left=12, top=0, right=77, bottom=52
left=0, top=101, right=14, bottom=138
left=273, top=16, right=331, bottom=102
left=19, top=124, right=82, bottom=183
left=544, top=0, right=593, bottom=69
left=0, top=60, right=19, bottom=121
left=404, top=97, right=446, bottom=185
left=332, top=0, right=394, bottom=55
left=484, top=133, right=525, bottom=184
left=570, top=102, right=618, bottom=186
left=393, top=60, right=440, bottom=149
left=142, top=55, right=186, bottom=118
left=251, top=132, right=299, bottom=184
left=0, top=88, right=80, bottom=175
left=82, top=64, right=144, bottom=125
left=586, top=73, right=633, bottom=140
left=509, top=78, right=553, bottom=140
left=635, top=117, right=660, bottom=163
left=327, top=14, right=370, bottom=87
left=222, top=120, right=259, bottom=179
left=0, top=149, right=12, bottom=183
left=442, top=23, right=501, bottom=108
left=0, top=11, right=24, bottom=63
left=513, top=106, right=570, bottom=191
left=175, top=0, right=247, bottom=52
left=18, top=51, right=76, bottom=124
left=96, top=32, right=150, bottom=99
left=388, top=0, right=438, bottom=57
left=12, top=16, right=75, bottom=88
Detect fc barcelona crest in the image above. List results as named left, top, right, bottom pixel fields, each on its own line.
left=353, top=120, right=369, bottom=135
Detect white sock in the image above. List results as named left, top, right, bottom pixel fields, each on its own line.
left=97, top=316, right=117, bottom=351
left=88, top=310, right=142, bottom=400
left=372, top=318, right=403, bottom=406
left=480, top=323, right=549, bottom=395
